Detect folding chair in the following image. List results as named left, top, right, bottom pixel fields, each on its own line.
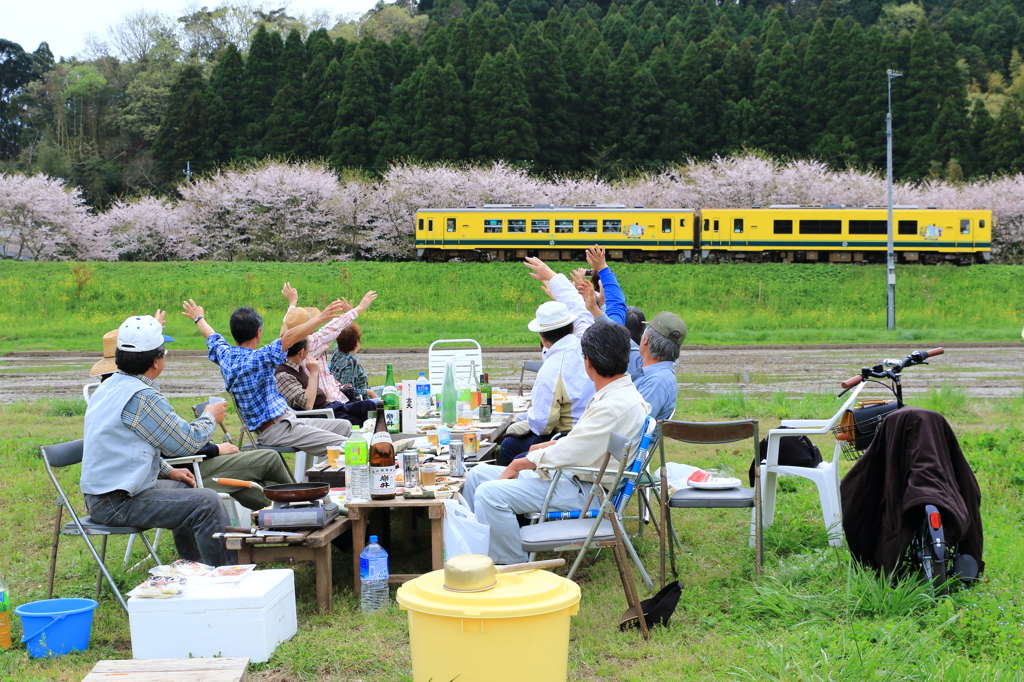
left=657, top=419, right=763, bottom=587
left=43, top=440, right=162, bottom=611
left=228, top=392, right=330, bottom=482
left=82, top=382, right=100, bottom=403
left=520, top=419, right=660, bottom=640
left=427, top=339, right=483, bottom=394
left=518, top=360, right=543, bottom=396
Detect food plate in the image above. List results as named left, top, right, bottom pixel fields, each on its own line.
left=208, top=564, right=256, bottom=583
left=686, top=470, right=742, bottom=490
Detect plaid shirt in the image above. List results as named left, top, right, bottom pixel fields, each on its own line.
left=275, top=359, right=316, bottom=412
left=286, top=306, right=357, bottom=404
left=330, top=350, right=370, bottom=399
left=207, top=333, right=289, bottom=431
left=119, top=373, right=217, bottom=477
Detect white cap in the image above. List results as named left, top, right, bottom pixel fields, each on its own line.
left=116, top=316, right=168, bottom=353
left=528, top=301, right=577, bottom=333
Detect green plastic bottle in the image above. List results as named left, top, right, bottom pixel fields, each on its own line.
left=382, top=364, right=401, bottom=434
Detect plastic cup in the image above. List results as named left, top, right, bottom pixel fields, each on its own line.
left=427, top=432, right=439, bottom=446
left=327, top=448, right=341, bottom=467
left=420, top=464, right=438, bottom=487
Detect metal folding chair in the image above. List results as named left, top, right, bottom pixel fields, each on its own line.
left=43, top=440, right=162, bottom=611
left=657, top=419, right=763, bottom=587
left=518, top=360, right=543, bottom=396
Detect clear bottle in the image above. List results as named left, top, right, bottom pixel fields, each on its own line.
left=382, top=364, right=401, bottom=434
left=441, top=359, right=457, bottom=426
left=344, top=428, right=370, bottom=503
left=359, top=535, right=389, bottom=612
left=0, top=574, right=10, bottom=650
left=369, top=401, right=396, bottom=500
left=416, top=372, right=431, bottom=412
left=468, top=361, right=480, bottom=414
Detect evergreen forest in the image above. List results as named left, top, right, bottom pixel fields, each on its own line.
left=4, top=0, right=1024, bottom=208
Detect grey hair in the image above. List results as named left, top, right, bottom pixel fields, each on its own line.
left=643, top=327, right=680, bottom=362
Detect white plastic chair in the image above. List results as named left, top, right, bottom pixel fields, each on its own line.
left=427, top=339, right=483, bottom=394
left=760, top=382, right=868, bottom=546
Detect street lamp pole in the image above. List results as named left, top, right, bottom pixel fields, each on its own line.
left=886, top=69, right=902, bottom=331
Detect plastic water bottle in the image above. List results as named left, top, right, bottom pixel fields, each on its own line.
left=345, top=428, right=370, bottom=503
left=359, top=536, right=389, bottom=612
left=0, top=574, right=11, bottom=650
left=416, top=372, right=431, bottom=412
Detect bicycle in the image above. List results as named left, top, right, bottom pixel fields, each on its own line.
left=835, top=348, right=980, bottom=594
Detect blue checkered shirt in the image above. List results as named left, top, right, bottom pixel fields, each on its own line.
left=207, top=333, right=289, bottom=431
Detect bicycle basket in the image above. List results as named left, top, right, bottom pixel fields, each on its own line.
left=831, top=400, right=900, bottom=460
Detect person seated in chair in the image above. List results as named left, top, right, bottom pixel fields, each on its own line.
left=183, top=299, right=351, bottom=461
left=330, top=322, right=378, bottom=401
left=632, top=312, right=685, bottom=421
left=81, top=316, right=235, bottom=566
left=275, top=338, right=376, bottom=426
left=462, top=322, right=651, bottom=566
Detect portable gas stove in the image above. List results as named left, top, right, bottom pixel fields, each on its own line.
left=257, top=499, right=341, bottom=530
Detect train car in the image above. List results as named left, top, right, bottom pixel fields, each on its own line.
left=414, top=205, right=696, bottom=262
left=698, top=205, right=992, bottom=265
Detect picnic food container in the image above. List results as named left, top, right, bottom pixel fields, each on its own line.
left=397, top=558, right=580, bottom=681
left=127, top=569, right=296, bottom=663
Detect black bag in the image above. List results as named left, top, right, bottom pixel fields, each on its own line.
left=619, top=580, right=683, bottom=631
left=748, top=428, right=823, bottom=487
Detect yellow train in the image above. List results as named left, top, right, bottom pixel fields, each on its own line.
left=415, top=205, right=695, bottom=263
left=699, top=206, right=992, bottom=265
left=414, top=205, right=992, bottom=264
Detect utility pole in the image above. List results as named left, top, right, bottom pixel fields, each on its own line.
left=886, top=69, right=902, bottom=331
left=185, top=161, right=192, bottom=184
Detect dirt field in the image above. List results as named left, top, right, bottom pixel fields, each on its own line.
left=1, top=342, right=1020, bottom=404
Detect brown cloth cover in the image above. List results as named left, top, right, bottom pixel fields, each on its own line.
left=840, top=406, right=984, bottom=576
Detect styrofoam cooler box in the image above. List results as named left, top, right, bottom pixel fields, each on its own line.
left=128, top=568, right=297, bottom=663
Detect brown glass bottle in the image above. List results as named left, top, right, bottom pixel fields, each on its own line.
left=368, top=400, right=396, bottom=500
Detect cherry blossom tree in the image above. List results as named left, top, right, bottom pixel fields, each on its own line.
left=0, top=173, right=93, bottom=260
left=93, top=196, right=204, bottom=261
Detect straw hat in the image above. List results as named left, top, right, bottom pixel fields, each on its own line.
left=280, top=306, right=322, bottom=336
left=90, top=330, right=119, bottom=376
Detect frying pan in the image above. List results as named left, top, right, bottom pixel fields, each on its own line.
left=213, top=478, right=330, bottom=502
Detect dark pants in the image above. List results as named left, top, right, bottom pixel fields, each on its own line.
left=498, top=432, right=553, bottom=466
left=85, top=480, right=235, bottom=566
left=326, top=399, right=377, bottom=426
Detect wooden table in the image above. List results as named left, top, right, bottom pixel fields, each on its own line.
left=221, top=517, right=349, bottom=613
left=393, top=412, right=516, bottom=445
left=83, top=657, right=249, bottom=681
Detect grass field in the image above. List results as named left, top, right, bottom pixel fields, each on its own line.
left=1, top=261, right=1023, bottom=353
left=1, top=389, right=1023, bottom=682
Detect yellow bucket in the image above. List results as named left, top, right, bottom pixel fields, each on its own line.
left=397, top=567, right=581, bottom=682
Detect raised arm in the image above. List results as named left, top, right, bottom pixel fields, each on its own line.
left=525, top=257, right=593, bottom=335
left=281, top=299, right=345, bottom=350
left=587, top=246, right=626, bottom=325
left=182, top=299, right=216, bottom=339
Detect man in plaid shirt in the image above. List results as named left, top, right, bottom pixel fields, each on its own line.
left=183, top=298, right=351, bottom=460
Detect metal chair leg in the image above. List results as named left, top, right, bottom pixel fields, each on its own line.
left=611, top=518, right=650, bottom=641
left=46, top=502, right=63, bottom=599
left=95, top=535, right=108, bottom=599
left=123, top=533, right=137, bottom=568
left=616, top=516, right=653, bottom=589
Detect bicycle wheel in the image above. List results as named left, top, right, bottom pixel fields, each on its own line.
left=918, top=504, right=949, bottom=595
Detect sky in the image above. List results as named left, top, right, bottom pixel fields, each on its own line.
left=4, top=0, right=381, bottom=60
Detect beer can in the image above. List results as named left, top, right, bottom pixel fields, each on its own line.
left=401, top=452, right=419, bottom=489
left=462, top=430, right=479, bottom=455
left=450, top=442, right=466, bottom=477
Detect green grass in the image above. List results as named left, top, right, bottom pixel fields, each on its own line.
left=1, top=261, right=1023, bottom=353
left=2, top=393, right=1023, bottom=681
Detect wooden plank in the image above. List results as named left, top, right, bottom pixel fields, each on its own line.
left=84, top=672, right=245, bottom=682
left=314, top=543, right=332, bottom=613
left=388, top=573, right=421, bottom=583
left=247, top=545, right=318, bottom=562
left=89, top=658, right=249, bottom=672
left=351, top=514, right=366, bottom=597
left=430, top=515, right=444, bottom=571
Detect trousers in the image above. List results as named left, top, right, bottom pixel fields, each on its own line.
left=258, top=412, right=351, bottom=459
left=85, top=480, right=235, bottom=566
left=497, top=432, right=552, bottom=465
left=199, top=448, right=294, bottom=510
left=463, top=464, right=596, bottom=565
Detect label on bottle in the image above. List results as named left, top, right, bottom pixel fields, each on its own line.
left=0, top=589, right=8, bottom=612
left=384, top=409, right=400, bottom=432
left=344, top=440, right=368, bottom=466
left=360, top=554, right=389, bottom=580
left=370, top=431, right=393, bottom=446
left=370, top=466, right=395, bottom=495
left=382, top=385, right=399, bottom=396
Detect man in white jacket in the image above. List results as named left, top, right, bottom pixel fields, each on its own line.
left=496, top=259, right=595, bottom=464
left=463, top=322, right=650, bottom=565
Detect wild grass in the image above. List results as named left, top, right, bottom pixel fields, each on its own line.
left=1, top=397, right=1023, bottom=681
left=1, top=261, right=1023, bottom=353
left=43, top=398, right=88, bottom=417
left=911, top=383, right=977, bottom=418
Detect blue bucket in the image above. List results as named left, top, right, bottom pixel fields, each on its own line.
left=15, top=598, right=98, bottom=658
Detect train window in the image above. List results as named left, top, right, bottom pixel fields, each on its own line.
left=703, top=219, right=709, bottom=232
left=508, top=219, right=526, bottom=233
left=680, top=218, right=686, bottom=227
left=446, top=218, right=456, bottom=232
left=484, top=219, right=503, bottom=233
left=555, top=219, right=574, bottom=233
left=662, top=218, right=672, bottom=233
left=579, top=219, right=597, bottom=233
left=979, top=219, right=986, bottom=228
left=713, top=220, right=719, bottom=232
left=799, top=220, right=841, bottom=234
left=428, top=220, right=433, bottom=232
left=602, top=219, right=622, bottom=233
left=531, top=219, right=550, bottom=233
left=418, top=218, right=424, bottom=231
left=773, top=221, right=793, bottom=234
left=733, top=218, right=744, bottom=233
left=898, top=220, right=917, bottom=235
left=849, top=220, right=888, bottom=234
left=960, top=219, right=970, bottom=234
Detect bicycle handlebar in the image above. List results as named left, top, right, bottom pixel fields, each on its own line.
left=838, top=348, right=945, bottom=389
left=840, top=375, right=864, bottom=389
left=927, top=347, right=944, bottom=357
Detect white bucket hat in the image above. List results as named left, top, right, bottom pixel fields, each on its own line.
left=528, top=301, right=577, bottom=333
left=117, top=316, right=170, bottom=353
